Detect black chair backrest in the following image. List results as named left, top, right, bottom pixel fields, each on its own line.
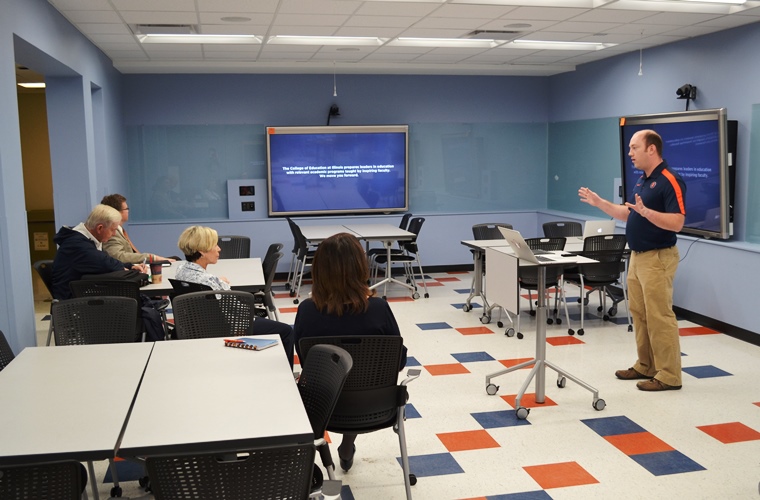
left=286, top=218, right=310, bottom=258
left=52, top=297, right=140, bottom=345
left=400, top=217, right=425, bottom=253
left=580, top=234, right=628, bottom=282
left=543, top=221, right=582, bottom=238
left=217, top=235, right=251, bottom=259
left=298, top=344, right=353, bottom=440
left=472, top=223, right=512, bottom=240
left=262, top=243, right=284, bottom=279
left=299, top=336, right=405, bottom=431
left=0, top=461, right=84, bottom=500
left=32, top=260, right=55, bottom=296
left=526, top=237, right=566, bottom=252
left=69, top=280, right=143, bottom=337
left=398, top=213, right=413, bottom=231
left=146, top=444, right=315, bottom=500
left=0, top=329, right=15, bottom=372
left=172, top=290, right=256, bottom=340
left=168, top=279, right=213, bottom=299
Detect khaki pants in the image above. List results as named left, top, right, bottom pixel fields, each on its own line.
left=628, top=246, right=682, bottom=386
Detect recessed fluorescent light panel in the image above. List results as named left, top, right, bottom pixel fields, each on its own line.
left=266, top=35, right=385, bottom=46
left=505, top=40, right=616, bottom=50
left=18, top=82, right=46, bottom=88
left=388, top=37, right=502, bottom=48
left=137, top=34, right=261, bottom=44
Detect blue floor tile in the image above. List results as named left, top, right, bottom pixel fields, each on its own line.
left=581, top=415, right=646, bottom=437
left=398, top=452, right=464, bottom=478
left=103, top=460, right=145, bottom=483
left=454, top=288, right=473, bottom=294
left=417, top=322, right=452, bottom=331
left=471, top=410, right=532, bottom=429
left=683, top=365, right=733, bottom=378
left=629, top=450, right=705, bottom=476
left=488, top=491, right=553, bottom=500
left=406, top=356, right=421, bottom=367
left=405, top=403, right=421, bottom=419
left=452, top=351, right=495, bottom=363
left=452, top=302, right=482, bottom=310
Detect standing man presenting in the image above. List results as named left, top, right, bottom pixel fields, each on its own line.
left=579, top=129, right=686, bottom=392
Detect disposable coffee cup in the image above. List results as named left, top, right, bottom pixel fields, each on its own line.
left=150, top=263, right=163, bottom=284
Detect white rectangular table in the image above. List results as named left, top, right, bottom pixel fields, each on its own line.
left=141, top=257, right=265, bottom=295
left=299, top=224, right=359, bottom=243
left=0, top=343, right=155, bottom=499
left=118, top=336, right=312, bottom=458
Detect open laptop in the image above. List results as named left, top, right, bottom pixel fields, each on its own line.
left=582, top=220, right=616, bottom=240
left=498, top=227, right=558, bottom=264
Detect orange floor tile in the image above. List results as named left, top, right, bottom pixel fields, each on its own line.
left=697, top=422, right=760, bottom=444
left=523, top=461, right=599, bottom=489
left=424, top=363, right=471, bottom=376
left=546, top=336, right=585, bottom=346
left=501, top=393, right=557, bottom=409
left=437, top=429, right=500, bottom=453
left=455, top=326, right=494, bottom=335
left=604, top=431, right=675, bottom=455
left=680, top=326, right=720, bottom=336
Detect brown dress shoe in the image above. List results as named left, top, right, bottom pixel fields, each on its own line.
left=636, top=378, right=682, bottom=391
left=615, top=368, right=649, bottom=380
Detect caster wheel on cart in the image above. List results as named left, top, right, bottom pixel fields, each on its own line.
left=594, top=399, right=606, bottom=411
left=556, top=318, right=562, bottom=325
left=568, top=329, right=575, bottom=335
left=424, top=293, right=429, bottom=298
left=462, top=304, right=472, bottom=312
left=412, top=292, right=420, bottom=299
left=486, top=384, right=499, bottom=395
left=577, top=328, right=585, bottom=336
left=608, top=306, right=618, bottom=316
left=110, top=486, right=122, bottom=498
left=289, top=290, right=296, bottom=297
left=480, top=315, right=491, bottom=324
left=628, top=325, right=633, bottom=332
left=516, top=407, right=530, bottom=420
left=505, top=328, right=515, bottom=337
left=557, top=376, right=566, bottom=388
left=516, top=332, right=524, bottom=340
left=497, top=321, right=504, bottom=328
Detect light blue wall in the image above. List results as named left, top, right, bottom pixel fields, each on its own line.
left=547, top=21, right=760, bottom=335
left=0, top=0, right=124, bottom=352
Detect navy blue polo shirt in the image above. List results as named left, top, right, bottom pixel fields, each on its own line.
left=625, top=160, right=686, bottom=252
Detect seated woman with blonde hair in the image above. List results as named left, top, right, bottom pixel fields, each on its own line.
left=293, top=232, right=407, bottom=472
left=175, top=225, right=295, bottom=368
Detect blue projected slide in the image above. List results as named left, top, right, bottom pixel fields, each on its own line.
left=267, top=127, right=408, bottom=216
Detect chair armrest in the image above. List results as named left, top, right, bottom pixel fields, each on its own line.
left=401, top=368, right=421, bottom=386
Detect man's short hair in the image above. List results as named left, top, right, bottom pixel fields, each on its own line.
left=640, top=129, right=663, bottom=157
left=101, top=193, right=127, bottom=211
left=85, top=204, right=121, bottom=231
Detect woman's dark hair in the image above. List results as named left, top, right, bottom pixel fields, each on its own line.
left=311, top=232, right=374, bottom=316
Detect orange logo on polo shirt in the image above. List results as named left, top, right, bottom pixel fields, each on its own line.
left=650, top=181, right=657, bottom=189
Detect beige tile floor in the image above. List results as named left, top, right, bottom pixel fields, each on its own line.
left=32, top=271, right=760, bottom=499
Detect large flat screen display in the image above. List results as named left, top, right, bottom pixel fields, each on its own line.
left=267, top=125, right=409, bottom=217
left=620, top=109, right=734, bottom=240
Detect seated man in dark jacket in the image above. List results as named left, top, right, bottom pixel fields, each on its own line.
left=51, top=204, right=148, bottom=300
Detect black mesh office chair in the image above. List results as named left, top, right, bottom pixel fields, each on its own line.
left=69, top=279, right=169, bottom=341
left=367, top=213, right=413, bottom=263
left=543, top=221, right=582, bottom=238
left=298, top=344, right=353, bottom=488
left=0, top=329, right=15, bottom=372
left=217, top=235, right=251, bottom=259
left=172, top=290, right=256, bottom=340
left=0, top=460, right=86, bottom=500
left=472, top=222, right=512, bottom=240
left=514, top=237, right=569, bottom=339
left=564, top=234, right=629, bottom=336
left=52, top=296, right=140, bottom=345
left=146, top=444, right=316, bottom=500
left=372, top=217, right=429, bottom=299
left=32, top=260, right=57, bottom=346
left=285, top=218, right=316, bottom=304
left=168, top=278, right=212, bottom=298
left=299, top=336, right=421, bottom=500
left=255, top=244, right=284, bottom=321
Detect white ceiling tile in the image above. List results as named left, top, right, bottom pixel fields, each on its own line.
left=199, top=13, right=275, bottom=24
left=271, top=14, right=349, bottom=27
left=63, top=10, right=122, bottom=23
left=641, top=12, right=724, bottom=26
left=413, top=17, right=493, bottom=30
left=343, top=15, right=422, bottom=28
left=77, top=23, right=132, bottom=35
left=570, top=8, right=656, bottom=23
left=697, top=15, right=760, bottom=29
left=196, top=0, right=279, bottom=14
left=544, top=21, right=623, bottom=34
left=335, top=26, right=404, bottom=37
left=111, top=0, right=195, bottom=11
left=48, top=0, right=112, bottom=11
left=121, top=12, right=199, bottom=25
left=277, top=0, right=360, bottom=16
left=505, top=6, right=590, bottom=21
left=354, top=2, right=440, bottom=17
left=433, top=4, right=518, bottom=18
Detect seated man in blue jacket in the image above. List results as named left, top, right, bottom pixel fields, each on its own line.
left=51, top=204, right=148, bottom=300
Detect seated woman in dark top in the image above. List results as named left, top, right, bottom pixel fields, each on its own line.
left=293, top=232, right=406, bottom=472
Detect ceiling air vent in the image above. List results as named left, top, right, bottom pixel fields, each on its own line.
left=465, top=30, right=522, bottom=40
left=133, top=24, right=196, bottom=35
